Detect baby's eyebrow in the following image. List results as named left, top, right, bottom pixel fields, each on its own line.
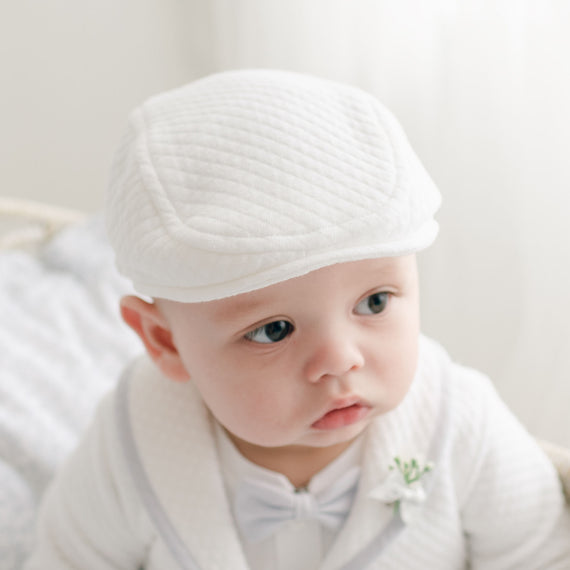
left=209, top=295, right=270, bottom=325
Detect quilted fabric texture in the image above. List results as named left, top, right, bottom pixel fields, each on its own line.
left=106, top=69, right=441, bottom=302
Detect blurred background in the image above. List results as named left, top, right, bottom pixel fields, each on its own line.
left=2, top=0, right=569, bottom=445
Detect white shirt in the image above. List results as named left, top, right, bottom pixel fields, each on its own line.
left=215, top=423, right=363, bottom=570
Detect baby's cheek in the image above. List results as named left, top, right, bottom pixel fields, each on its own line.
left=238, top=390, right=300, bottom=439
left=242, top=388, right=286, bottom=423
left=389, top=354, right=418, bottom=404
left=366, top=352, right=416, bottom=410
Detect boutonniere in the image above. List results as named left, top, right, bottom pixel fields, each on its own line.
left=369, top=456, right=434, bottom=524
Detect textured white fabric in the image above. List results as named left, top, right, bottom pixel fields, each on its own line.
left=24, top=337, right=570, bottom=569
left=0, top=216, right=142, bottom=570
left=216, top=423, right=363, bottom=570
left=106, top=69, right=441, bottom=302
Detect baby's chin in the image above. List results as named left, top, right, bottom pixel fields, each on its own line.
left=225, top=425, right=364, bottom=453
left=279, top=422, right=373, bottom=450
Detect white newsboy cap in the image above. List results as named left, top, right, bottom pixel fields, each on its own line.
left=106, top=69, right=441, bottom=302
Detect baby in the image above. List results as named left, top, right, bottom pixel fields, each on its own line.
left=25, top=70, right=570, bottom=569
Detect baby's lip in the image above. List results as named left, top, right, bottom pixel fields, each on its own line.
left=326, top=396, right=363, bottom=412
left=311, top=396, right=371, bottom=430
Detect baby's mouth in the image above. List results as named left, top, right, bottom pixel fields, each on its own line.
left=311, top=401, right=370, bottom=430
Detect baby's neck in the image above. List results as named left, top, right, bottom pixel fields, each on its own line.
left=226, top=435, right=356, bottom=489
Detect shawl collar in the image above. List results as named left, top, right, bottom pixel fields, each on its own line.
left=121, top=356, right=249, bottom=570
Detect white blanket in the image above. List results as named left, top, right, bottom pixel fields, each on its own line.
left=0, top=215, right=142, bottom=569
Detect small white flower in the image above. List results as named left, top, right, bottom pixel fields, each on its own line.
left=369, top=456, right=433, bottom=524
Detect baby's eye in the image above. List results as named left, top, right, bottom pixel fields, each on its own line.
left=244, top=320, right=294, bottom=344
left=354, top=292, right=390, bottom=315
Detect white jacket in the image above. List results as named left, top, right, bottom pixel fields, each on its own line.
left=25, top=337, right=570, bottom=569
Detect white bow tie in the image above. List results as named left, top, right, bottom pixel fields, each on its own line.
left=234, top=466, right=361, bottom=543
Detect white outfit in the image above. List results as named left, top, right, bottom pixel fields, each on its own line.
left=25, top=337, right=570, bottom=569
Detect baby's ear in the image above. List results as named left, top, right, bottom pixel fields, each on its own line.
left=120, top=295, right=190, bottom=382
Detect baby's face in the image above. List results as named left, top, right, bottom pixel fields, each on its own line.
left=158, top=256, right=420, bottom=453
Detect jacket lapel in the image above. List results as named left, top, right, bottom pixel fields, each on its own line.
left=319, top=420, right=399, bottom=570
left=126, top=357, right=250, bottom=570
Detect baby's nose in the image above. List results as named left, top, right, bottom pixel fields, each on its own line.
left=303, top=332, right=364, bottom=383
